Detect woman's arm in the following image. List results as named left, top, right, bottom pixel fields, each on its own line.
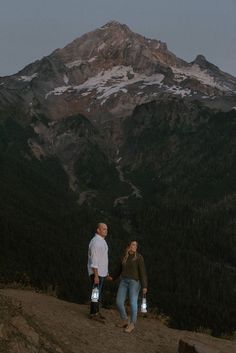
left=138, top=255, right=148, bottom=292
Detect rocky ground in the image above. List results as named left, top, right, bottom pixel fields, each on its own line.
left=0, top=289, right=235, bottom=353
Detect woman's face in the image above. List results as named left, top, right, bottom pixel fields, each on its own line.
left=129, top=241, right=138, bottom=253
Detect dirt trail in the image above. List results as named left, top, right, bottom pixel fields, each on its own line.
left=0, top=289, right=235, bottom=353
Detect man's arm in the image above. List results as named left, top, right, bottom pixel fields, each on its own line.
left=89, top=242, right=100, bottom=284
left=92, top=267, right=99, bottom=284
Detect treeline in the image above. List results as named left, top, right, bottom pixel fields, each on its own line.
left=0, top=117, right=91, bottom=301
left=118, top=200, right=236, bottom=335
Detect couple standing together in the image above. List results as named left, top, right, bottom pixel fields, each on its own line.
left=87, top=223, right=148, bottom=333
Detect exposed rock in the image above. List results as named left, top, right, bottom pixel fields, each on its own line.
left=1, top=21, right=235, bottom=125
left=178, top=338, right=223, bottom=353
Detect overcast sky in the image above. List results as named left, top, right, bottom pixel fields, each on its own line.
left=1, top=0, right=235, bottom=77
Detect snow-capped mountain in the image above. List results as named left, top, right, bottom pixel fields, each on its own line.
left=1, top=21, right=236, bottom=123
left=0, top=20, right=236, bottom=204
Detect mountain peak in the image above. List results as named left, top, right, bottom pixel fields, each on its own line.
left=193, top=54, right=208, bottom=65
left=99, top=20, right=136, bottom=38
left=192, top=54, right=224, bottom=75
left=101, top=20, right=128, bottom=29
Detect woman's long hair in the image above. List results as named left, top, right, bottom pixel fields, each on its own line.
left=122, top=240, right=138, bottom=264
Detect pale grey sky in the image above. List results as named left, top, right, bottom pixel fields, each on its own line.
left=0, top=0, right=235, bottom=77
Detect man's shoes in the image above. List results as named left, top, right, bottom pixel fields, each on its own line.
left=124, top=322, right=135, bottom=333
left=90, top=313, right=106, bottom=324
left=97, top=312, right=106, bottom=320
left=116, top=319, right=129, bottom=328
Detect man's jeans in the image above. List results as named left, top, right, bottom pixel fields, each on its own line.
left=90, top=275, right=105, bottom=315
left=116, top=277, right=141, bottom=324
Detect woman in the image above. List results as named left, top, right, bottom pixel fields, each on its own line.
left=115, top=240, right=148, bottom=333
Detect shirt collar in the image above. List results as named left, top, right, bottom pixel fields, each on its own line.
left=95, top=233, right=105, bottom=240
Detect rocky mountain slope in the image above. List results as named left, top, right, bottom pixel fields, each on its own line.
left=0, top=289, right=235, bottom=353
left=0, top=21, right=236, bottom=123
left=1, top=21, right=235, bottom=202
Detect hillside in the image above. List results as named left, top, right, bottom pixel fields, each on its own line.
left=0, top=289, right=235, bottom=353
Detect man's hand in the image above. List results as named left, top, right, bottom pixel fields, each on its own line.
left=94, top=275, right=99, bottom=285
left=142, top=288, right=147, bottom=295
left=106, top=275, right=113, bottom=281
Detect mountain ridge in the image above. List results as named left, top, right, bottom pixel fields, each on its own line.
left=1, top=21, right=236, bottom=124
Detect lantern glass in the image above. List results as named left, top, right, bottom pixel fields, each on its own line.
left=140, top=296, right=147, bottom=313
left=91, top=286, right=99, bottom=302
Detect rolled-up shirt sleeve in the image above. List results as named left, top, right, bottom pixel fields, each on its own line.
left=90, top=245, right=99, bottom=269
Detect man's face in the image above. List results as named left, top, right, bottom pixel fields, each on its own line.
left=97, top=223, right=108, bottom=238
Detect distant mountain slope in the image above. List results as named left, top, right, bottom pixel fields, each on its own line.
left=120, top=98, right=236, bottom=204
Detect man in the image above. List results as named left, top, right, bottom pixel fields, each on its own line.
left=87, top=222, right=111, bottom=322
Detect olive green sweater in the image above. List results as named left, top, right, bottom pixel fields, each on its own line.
left=115, top=253, right=148, bottom=289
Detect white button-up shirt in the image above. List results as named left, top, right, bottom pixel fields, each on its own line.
left=87, top=234, right=108, bottom=277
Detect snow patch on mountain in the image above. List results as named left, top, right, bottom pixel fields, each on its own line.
left=65, top=60, right=84, bottom=69
left=88, top=57, right=97, bottom=63
left=167, top=85, right=192, bottom=97
left=172, top=65, right=231, bottom=92
left=45, top=66, right=165, bottom=101
left=45, top=86, right=69, bottom=98
left=81, top=92, right=91, bottom=97
left=63, top=74, right=69, bottom=85
left=18, top=73, right=38, bottom=82
left=46, top=62, right=232, bottom=102
left=98, top=43, right=106, bottom=51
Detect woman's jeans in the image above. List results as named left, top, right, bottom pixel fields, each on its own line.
left=90, top=275, right=105, bottom=315
left=116, top=277, right=141, bottom=324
